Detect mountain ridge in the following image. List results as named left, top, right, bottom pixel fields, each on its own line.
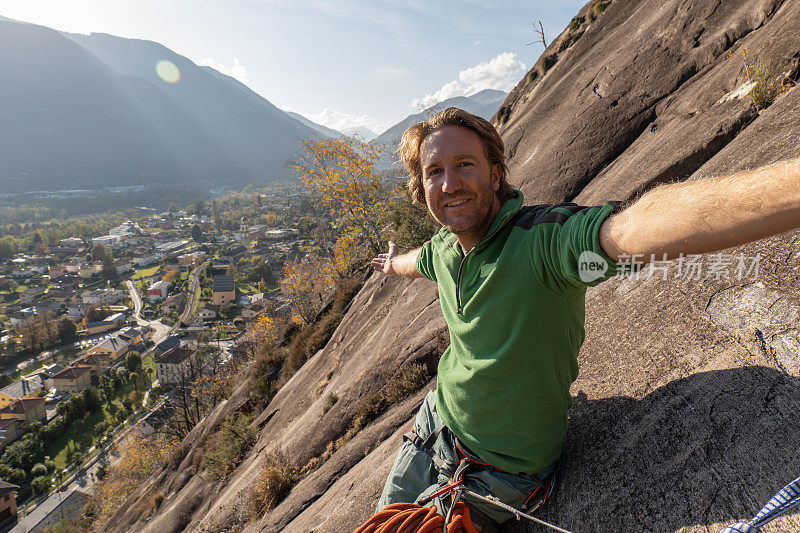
left=0, top=18, right=320, bottom=195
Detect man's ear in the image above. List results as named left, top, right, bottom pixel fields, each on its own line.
left=491, top=163, right=502, bottom=192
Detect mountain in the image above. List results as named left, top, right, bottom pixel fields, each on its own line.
left=373, top=89, right=507, bottom=170
left=340, top=126, right=377, bottom=141
left=284, top=111, right=343, bottom=138
left=0, top=17, right=320, bottom=195
left=87, top=0, right=800, bottom=532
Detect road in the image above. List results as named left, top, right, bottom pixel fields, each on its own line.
left=125, top=280, right=170, bottom=346
left=178, top=261, right=208, bottom=327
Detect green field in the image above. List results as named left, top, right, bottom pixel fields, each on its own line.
left=131, top=265, right=161, bottom=280
left=46, top=375, right=150, bottom=470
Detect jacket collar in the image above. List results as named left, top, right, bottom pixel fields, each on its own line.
left=472, top=189, right=524, bottom=253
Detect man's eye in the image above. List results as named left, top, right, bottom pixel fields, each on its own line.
left=428, top=168, right=441, bottom=176
left=458, top=161, right=473, bottom=167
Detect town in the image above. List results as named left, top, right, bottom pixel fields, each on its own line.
left=0, top=186, right=313, bottom=528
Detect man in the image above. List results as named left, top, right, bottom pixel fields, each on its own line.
left=370, top=107, right=800, bottom=528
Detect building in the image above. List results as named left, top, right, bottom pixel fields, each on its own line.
left=67, top=302, right=87, bottom=318
left=59, top=237, right=84, bottom=247
left=81, top=288, right=124, bottom=305
left=84, top=312, right=126, bottom=335
left=161, top=293, right=184, bottom=313
left=73, top=353, right=112, bottom=379
left=154, top=346, right=197, bottom=387
left=115, top=260, right=132, bottom=275
left=132, top=253, right=159, bottom=268
left=153, top=336, right=181, bottom=357
left=147, top=280, right=169, bottom=302
left=19, top=289, right=44, bottom=305
left=117, top=326, right=144, bottom=345
left=87, top=335, right=129, bottom=361
left=27, top=364, right=64, bottom=391
left=0, top=418, right=25, bottom=449
left=197, top=305, right=219, bottom=321
left=91, top=235, right=120, bottom=246
left=48, top=265, right=67, bottom=278
left=265, top=228, right=299, bottom=240
left=51, top=367, right=91, bottom=394
left=0, top=480, right=19, bottom=529
left=0, top=398, right=47, bottom=429
left=0, top=378, right=42, bottom=409
left=212, top=275, right=235, bottom=306
left=177, top=252, right=206, bottom=268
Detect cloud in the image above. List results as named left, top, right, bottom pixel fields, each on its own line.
left=301, top=108, right=385, bottom=135
left=474, top=40, right=482, bottom=45
left=410, top=52, right=526, bottom=110
left=370, top=66, right=411, bottom=76
left=198, top=56, right=249, bottom=84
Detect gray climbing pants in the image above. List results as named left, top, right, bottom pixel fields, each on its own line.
left=377, top=391, right=557, bottom=524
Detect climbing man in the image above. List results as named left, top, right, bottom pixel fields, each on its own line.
left=367, top=106, right=800, bottom=532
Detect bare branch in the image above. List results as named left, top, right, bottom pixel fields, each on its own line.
left=525, top=20, right=548, bottom=49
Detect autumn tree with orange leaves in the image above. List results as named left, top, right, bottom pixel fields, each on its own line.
left=290, top=136, right=392, bottom=259
left=280, top=258, right=336, bottom=325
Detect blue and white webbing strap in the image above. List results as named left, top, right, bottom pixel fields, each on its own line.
left=720, top=475, right=800, bottom=532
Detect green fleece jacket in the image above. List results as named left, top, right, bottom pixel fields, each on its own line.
left=416, top=190, right=621, bottom=474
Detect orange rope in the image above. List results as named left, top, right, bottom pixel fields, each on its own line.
left=354, top=502, right=480, bottom=533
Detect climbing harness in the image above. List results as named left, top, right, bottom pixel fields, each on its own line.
left=354, top=425, right=572, bottom=533
left=720, top=475, right=800, bottom=532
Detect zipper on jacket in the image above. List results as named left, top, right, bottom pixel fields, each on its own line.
left=455, top=250, right=470, bottom=315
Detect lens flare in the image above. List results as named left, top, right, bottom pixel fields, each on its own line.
left=155, top=60, right=181, bottom=83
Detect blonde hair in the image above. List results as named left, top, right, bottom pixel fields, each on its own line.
left=398, top=107, right=515, bottom=205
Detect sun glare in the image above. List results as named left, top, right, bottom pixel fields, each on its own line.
left=155, top=60, right=180, bottom=83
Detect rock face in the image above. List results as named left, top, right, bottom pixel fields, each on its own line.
left=106, top=1, right=800, bottom=532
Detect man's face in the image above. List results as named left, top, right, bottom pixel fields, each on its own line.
left=420, top=125, right=502, bottom=250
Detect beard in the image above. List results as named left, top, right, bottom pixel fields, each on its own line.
left=429, top=183, right=497, bottom=244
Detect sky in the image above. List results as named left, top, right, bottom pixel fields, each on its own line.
left=1, top=0, right=586, bottom=134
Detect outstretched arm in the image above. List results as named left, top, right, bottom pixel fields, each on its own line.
left=600, top=158, right=800, bottom=262
left=370, top=241, right=423, bottom=278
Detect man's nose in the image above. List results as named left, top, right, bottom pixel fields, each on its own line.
left=441, top=166, right=461, bottom=194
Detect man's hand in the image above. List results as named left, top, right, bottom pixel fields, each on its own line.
left=371, top=241, right=400, bottom=274
left=370, top=241, right=423, bottom=278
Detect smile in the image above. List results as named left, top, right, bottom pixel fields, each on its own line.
left=443, top=198, right=471, bottom=208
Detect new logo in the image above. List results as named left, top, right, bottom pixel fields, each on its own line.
left=578, top=251, right=608, bottom=283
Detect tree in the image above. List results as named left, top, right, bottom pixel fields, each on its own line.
left=191, top=224, right=204, bottom=242
left=101, top=251, right=118, bottom=281
left=290, top=136, right=391, bottom=257
left=163, top=268, right=179, bottom=283
left=84, top=302, right=112, bottom=325
left=91, top=243, right=109, bottom=262
left=57, top=317, right=77, bottom=344
left=32, top=475, right=51, bottom=495
left=125, top=351, right=142, bottom=373
left=99, top=374, right=114, bottom=403
left=192, top=199, right=207, bottom=217
left=246, top=309, right=280, bottom=347
left=279, top=257, right=335, bottom=325
left=83, top=386, right=102, bottom=411
left=31, top=462, right=48, bottom=477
